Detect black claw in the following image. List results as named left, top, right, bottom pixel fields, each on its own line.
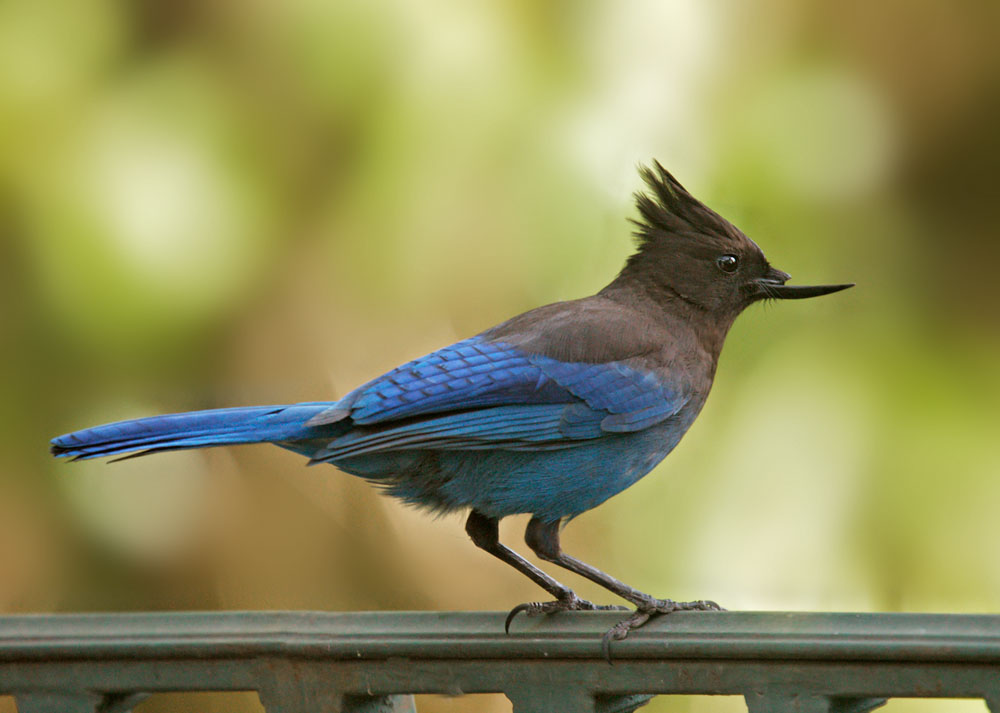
left=601, top=629, right=615, bottom=664
left=504, top=602, right=538, bottom=633
left=601, top=624, right=625, bottom=664
left=698, top=599, right=724, bottom=611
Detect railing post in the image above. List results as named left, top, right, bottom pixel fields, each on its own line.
left=256, top=681, right=344, bottom=713
left=505, top=688, right=651, bottom=713
left=595, top=694, right=655, bottom=712
left=830, top=699, right=888, bottom=713
left=255, top=661, right=416, bottom=713
left=744, top=694, right=887, bottom=713
left=342, top=695, right=417, bottom=713
left=506, top=686, right=597, bottom=713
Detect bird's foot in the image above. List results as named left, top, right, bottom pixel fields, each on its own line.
left=601, top=598, right=724, bottom=663
left=505, top=595, right=628, bottom=633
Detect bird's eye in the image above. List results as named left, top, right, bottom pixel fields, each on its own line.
left=716, top=254, right=739, bottom=273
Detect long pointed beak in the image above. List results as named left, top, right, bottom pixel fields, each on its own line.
left=754, top=267, right=854, bottom=300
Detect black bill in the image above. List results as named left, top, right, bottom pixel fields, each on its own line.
left=754, top=268, right=854, bottom=300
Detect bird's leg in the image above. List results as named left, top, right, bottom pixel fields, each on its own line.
left=464, top=511, right=620, bottom=632
left=523, top=517, right=722, bottom=655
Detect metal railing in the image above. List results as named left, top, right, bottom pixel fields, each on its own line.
left=1, top=610, right=998, bottom=712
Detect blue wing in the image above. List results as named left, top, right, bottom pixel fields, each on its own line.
left=309, top=337, right=687, bottom=461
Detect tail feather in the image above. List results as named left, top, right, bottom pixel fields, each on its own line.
left=51, top=403, right=339, bottom=461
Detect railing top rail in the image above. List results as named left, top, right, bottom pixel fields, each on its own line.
left=2, top=610, right=998, bottom=664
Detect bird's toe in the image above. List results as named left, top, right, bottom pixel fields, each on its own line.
left=600, top=609, right=652, bottom=663
left=600, top=597, right=724, bottom=662
left=505, top=595, right=624, bottom=632
left=646, top=597, right=725, bottom=614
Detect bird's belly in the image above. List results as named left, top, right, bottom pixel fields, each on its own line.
left=331, top=422, right=685, bottom=522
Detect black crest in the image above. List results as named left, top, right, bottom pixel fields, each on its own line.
left=630, top=162, right=743, bottom=250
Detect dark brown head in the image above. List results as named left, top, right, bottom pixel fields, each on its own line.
left=614, top=161, right=852, bottom=319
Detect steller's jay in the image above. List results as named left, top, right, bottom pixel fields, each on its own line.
left=51, top=162, right=852, bottom=649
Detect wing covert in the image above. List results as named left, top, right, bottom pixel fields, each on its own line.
left=306, top=337, right=688, bottom=460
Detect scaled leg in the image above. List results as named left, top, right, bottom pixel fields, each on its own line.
left=524, top=517, right=721, bottom=653
left=464, top=511, right=618, bottom=631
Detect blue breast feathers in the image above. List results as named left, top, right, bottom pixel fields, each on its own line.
left=306, top=337, right=686, bottom=462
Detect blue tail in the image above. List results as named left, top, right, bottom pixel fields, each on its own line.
left=50, top=402, right=337, bottom=461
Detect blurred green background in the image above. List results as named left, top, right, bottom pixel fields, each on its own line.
left=2, top=0, right=999, bottom=711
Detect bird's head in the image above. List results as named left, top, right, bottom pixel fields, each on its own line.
left=620, top=161, right=852, bottom=319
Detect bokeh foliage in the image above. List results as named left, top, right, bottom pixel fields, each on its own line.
left=1, top=1, right=999, bottom=712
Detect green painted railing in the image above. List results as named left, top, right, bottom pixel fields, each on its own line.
left=1, top=611, right=999, bottom=712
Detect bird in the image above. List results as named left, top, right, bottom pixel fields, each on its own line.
left=51, top=162, right=852, bottom=652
